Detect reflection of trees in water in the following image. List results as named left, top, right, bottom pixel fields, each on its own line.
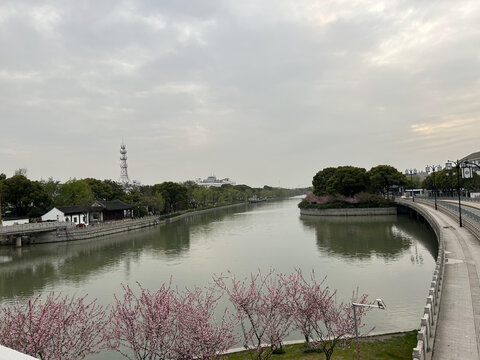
left=0, top=204, right=247, bottom=302
left=300, top=215, right=437, bottom=262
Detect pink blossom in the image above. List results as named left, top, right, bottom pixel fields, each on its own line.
left=0, top=293, right=109, bottom=360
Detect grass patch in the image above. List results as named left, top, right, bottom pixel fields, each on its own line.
left=226, top=331, right=417, bottom=360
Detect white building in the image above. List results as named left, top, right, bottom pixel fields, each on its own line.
left=41, top=207, right=66, bottom=222
left=195, top=176, right=236, bottom=187
left=460, top=151, right=480, bottom=174
left=41, top=200, right=135, bottom=226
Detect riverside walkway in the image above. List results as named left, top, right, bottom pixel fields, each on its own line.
left=397, top=198, right=480, bottom=360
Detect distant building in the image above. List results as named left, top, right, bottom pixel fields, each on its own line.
left=460, top=151, right=480, bottom=174
left=41, top=200, right=135, bottom=226
left=195, top=176, right=236, bottom=187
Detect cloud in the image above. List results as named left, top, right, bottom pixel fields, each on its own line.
left=0, top=0, right=479, bottom=186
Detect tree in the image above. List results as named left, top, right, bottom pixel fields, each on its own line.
left=312, top=289, right=370, bottom=360
left=312, top=167, right=337, bottom=196
left=283, top=269, right=330, bottom=347
left=0, top=293, right=109, bottom=360
left=109, top=284, right=177, bottom=360
left=58, top=179, right=94, bottom=206
left=153, top=182, right=188, bottom=213
left=0, top=175, right=52, bottom=217
left=84, top=178, right=126, bottom=201
left=215, top=270, right=294, bottom=360
left=41, top=177, right=61, bottom=203
left=14, top=168, right=27, bottom=176
left=109, top=283, right=237, bottom=360
left=172, top=287, right=237, bottom=360
left=325, top=167, right=369, bottom=197
left=368, top=165, right=408, bottom=196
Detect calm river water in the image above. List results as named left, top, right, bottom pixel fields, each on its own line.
left=0, top=197, right=437, bottom=359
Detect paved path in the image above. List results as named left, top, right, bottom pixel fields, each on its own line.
left=404, top=200, right=480, bottom=359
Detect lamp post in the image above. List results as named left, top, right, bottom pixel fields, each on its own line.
left=352, top=299, right=386, bottom=360
left=446, top=160, right=480, bottom=227
left=426, top=165, right=442, bottom=210
left=446, top=160, right=464, bottom=227
left=405, top=169, right=417, bottom=201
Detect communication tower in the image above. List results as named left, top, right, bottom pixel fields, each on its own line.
left=119, top=142, right=130, bottom=186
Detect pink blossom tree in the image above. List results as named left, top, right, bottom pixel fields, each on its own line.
left=0, top=293, right=109, bottom=360
left=282, top=269, right=332, bottom=347
left=108, top=283, right=177, bottom=360
left=171, top=286, right=237, bottom=360
left=215, top=270, right=294, bottom=360
left=109, top=283, right=237, bottom=360
left=309, top=288, right=371, bottom=360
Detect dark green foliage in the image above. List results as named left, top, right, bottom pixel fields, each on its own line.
left=312, top=167, right=337, bottom=195
left=84, top=178, right=126, bottom=201
left=153, top=182, right=189, bottom=213
left=423, top=169, right=480, bottom=193
left=58, top=179, right=94, bottom=206
left=2, top=170, right=304, bottom=220
left=369, top=165, right=408, bottom=195
left=325, top=166, right=369, bottom=197
left=0, top=175, right=52, bottom=217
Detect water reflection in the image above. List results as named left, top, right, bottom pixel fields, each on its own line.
left=0, top=204, right=248, bottom=301
left=300, top=215, right=437, bottom=262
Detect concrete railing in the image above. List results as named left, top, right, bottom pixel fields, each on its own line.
left=416, top=198, right=480, bottom=241
left=395, top=199, right=445, bottom=360
left=0, top=345, right=37, bottom=359
left=0, top=221, right=74, bottom=235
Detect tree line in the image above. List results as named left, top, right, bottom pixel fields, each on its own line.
left=0, top=269, right=371, bottom=360
left=0, top=170, right=303, bottom=219
left=422, top=168, right=480, bottom=195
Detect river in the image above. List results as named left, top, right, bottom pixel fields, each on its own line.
left=0, top=197, right=437, bottom=359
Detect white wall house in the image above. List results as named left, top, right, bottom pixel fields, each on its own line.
left=41, top=207, right=66, bottom=222
left=40, top=200, right=134, bottom=227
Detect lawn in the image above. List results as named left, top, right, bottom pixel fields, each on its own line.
left=226, top=331, right=417, bottom=360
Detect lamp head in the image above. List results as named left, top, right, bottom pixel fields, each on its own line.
left=376, top=299, right=386, bottom=309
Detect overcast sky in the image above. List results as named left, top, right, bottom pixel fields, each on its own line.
left=1, top=0, right=479, bottom=188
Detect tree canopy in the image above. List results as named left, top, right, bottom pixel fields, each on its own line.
left=368, top=165, right=408, bottom=195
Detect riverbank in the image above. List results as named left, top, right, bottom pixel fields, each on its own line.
left=226, top=331, right=417, bottom=360
left=2, top=202, right=249, bottom=246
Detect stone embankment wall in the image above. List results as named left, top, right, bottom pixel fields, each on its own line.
left=14, top=202, right=248, bottom=245
left=395, top=200, right=445, bottom=360
left=34, top=216, right=162, bottom=243
left=300, top=207, right=397, bottom=216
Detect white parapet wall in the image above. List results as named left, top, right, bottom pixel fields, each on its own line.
left=0, top=345, right=37, bottom=360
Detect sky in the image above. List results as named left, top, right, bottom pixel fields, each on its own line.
left=1, top=0, right=479, bottom=188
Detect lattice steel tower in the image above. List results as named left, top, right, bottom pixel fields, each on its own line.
left=119, top=142, right=130, bottom=186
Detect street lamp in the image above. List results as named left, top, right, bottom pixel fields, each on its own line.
left=352, top=299, right=386, bottom=360
left=405, top=169, right=417, bottom=201
left=445, top=160, right=463, bottom=227
left=445, top=160, right=480, bottom=227
left=425, top=165, right=442, bottom=210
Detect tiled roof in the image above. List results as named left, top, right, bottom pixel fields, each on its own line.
left=101, top=200, right=135, bottom=211
left=57, top=205, right=88, bottom=214
left=56, top=200, right=134, bottom=214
